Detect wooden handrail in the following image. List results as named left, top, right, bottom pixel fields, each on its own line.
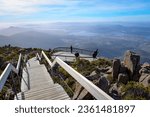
left=0, top=64, right=17, bottom=91
left=39, top=51, right=113, bottom=100
left=0, top=54, right=22, bottom=91
left=36, top=53, right=41, bottom=61
left=16, top=53, right=22, bottom=72
left=41, top=51, right=52, bottom=66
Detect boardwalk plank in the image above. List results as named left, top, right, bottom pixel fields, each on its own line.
left=19, top=57, right=70, bottom=100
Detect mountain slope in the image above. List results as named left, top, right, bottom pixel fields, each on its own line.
left=8, top=31, right=66, bottom=48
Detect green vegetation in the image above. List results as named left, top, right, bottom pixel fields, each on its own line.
left=0, top=45, right=20, bottom=71
left=0, top=86, right=9, bottom=100
left=71, top=58, right=112, bottom=76
left=52, top=75, right=74, bottom=98
left=58, top=67, right=76, bottom=91
left=107, top=74, right=114, bottom=84
left=3, top=45, right=148, bottom=100
left=0, top=70, right=2, bottom=75
left=121, top=81, right=150, bottom=100
left=91, top=58, right=112, bottom=68
left=51, top=58, right=112, bottom=98
left=0, top=45, right=46, bottom=100
left=58, top=67, right=71, bottom=78
left=72, top=58, right=94, bottom=76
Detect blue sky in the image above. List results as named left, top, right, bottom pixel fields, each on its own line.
left=0, top=0, right=150, bottom=24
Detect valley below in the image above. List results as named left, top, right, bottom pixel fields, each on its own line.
left=0, top=22, right=150, bottom=63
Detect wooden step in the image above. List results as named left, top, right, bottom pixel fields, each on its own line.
left=18, top=57, right=70, bottom=100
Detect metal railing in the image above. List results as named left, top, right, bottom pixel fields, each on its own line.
left=53, top=47, right=94, bottom=56
left=0, top=54, right=22, bottom=91
left=37, top=51, right=113, bottom=100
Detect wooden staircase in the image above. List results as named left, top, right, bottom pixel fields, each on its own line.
left=16, top=57, right=70, bottom=100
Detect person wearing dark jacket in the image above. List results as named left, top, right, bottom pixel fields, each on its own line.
left=92, top=49, right=98, bottom=58
left=70, top=45, right=73, bottom=53
left=75, top=51, right=79, bottom=58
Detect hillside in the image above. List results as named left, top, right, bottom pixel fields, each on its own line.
left=0, top=45, right=150, bottom=100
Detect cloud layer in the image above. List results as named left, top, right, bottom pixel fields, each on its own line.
left=0, top=0, right=150, bottom=23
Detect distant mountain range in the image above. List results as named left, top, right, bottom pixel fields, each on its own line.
left=0, top=22, right=150, bottom=63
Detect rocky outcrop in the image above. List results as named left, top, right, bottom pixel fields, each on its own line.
left=139, top=63, right=150, bottom=74
left=112, top=59, right=121, bottom=80
left=109, top=83, right=121, bottom=100
left=124, top=50, right=140, bottom=80
left=111, top=50, right=141, bottom=85
left=118, top=73, right=129, bottom=84
left=96, top=67, right=111, bottom=74
left=72, top=49, right=150, bottom=100
left=98, top=76, right=110, bottom=93
left=72, top=82, right=83, bottom=100
left=77, top=89, right=93, bottom=100
left=119, top=63, right=127, bottom=73
left=73, top=73, right=110, bottom=99
left=139, top=68, right=150, bottom=74
left=72, top=82, right=94, bottom=100
left=86, top=71, right=99, bottom=81
left=138, top=62, right=150, bottom=87
left=106, top=67, right=112, bottom=74
left=139, top=74, right=150, bottom=87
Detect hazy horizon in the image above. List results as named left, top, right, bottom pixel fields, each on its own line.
left=0, top=0, right=150, bottom=63
left=0, top=22, right=150, bottom=63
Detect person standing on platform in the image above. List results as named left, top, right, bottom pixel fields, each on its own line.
left=92, top=49, right=98, bottom=58
left=70, top=45, right=73, bottom=53
left=75, top=51, right=79, bottom=59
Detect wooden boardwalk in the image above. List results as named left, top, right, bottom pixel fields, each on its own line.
left=17, top=57, right=70, bottom=100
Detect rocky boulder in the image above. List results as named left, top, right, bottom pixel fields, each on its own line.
left=72, top=82, right=84, bottom=100
left=142, top=62, right=150, bottom=67
left=139, top=63, right=150, bottom=74
left=72, top=82, right=94, bottom=100
left=77, top=89, right=93, bottom=100
left=139, top=68, right=150, bottom=74
left=106, top=67, right=112, bottom=74
left=112, top=59, right=121, bottom=80
left=119, top=63, right=128, bottom=73
left=123, top=50, right=140, bottom=80
left=86, top=71, right=99, bottom=81
left=118, top=73, right=129, bottom=84
left=109, top=83, right=121, bottom=100
left=96, top=67, right=111, bottom=74
left=98, top=76, right=110, bottom=93
left=139, top=73, right=150, bottom=87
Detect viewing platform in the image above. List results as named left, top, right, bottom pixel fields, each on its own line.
left=52, top=51, right=95, bottom=62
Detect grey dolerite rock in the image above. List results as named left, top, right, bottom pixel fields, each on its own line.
left=139, top=73, right=150, bottom=87
left=118, top=73, right=129, bottom=84
left=123, top=50, right=140, bottom=79
left=112, top=59, right=121, bottom=80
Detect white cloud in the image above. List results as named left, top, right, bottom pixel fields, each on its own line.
left=0, top=0, right=148, bottom=15
left=0, top=0, right=65, bottom=15
left=0, top=0, right=149, bottom=23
